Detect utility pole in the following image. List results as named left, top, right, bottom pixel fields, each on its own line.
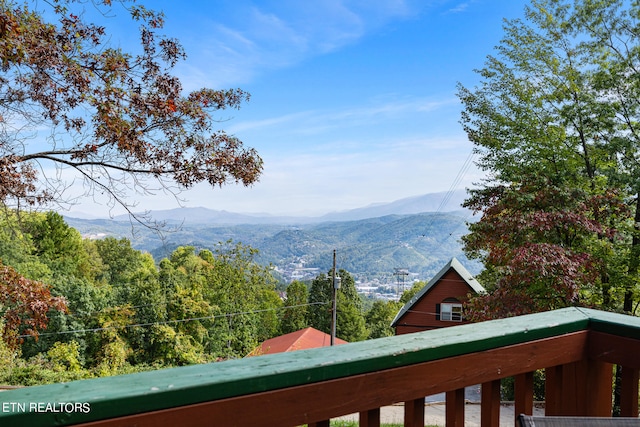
left=330, top=249, right=339, bottom=346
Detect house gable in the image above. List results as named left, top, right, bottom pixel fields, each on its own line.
left=391, top=258, right=484, bottom=335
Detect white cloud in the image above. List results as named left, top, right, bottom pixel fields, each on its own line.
left=227, top=96, right=458, bottom=136
left=174, top=1, right=422, bottom=88
left=59, top=0, right=491, bottom=218
left=151, top=130, right=481, bottom=216
left=447, top=2, right=473, bottom=14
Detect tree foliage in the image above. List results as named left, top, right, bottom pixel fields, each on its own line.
left=0, top=260, right=67, bottom=348
left=0, top=209, right=409, bottom=385
left=0, top=0, right=262, bottom=217
left=365, top=299, right=401, bottom=339
left=0, top=0, right=265, bottom=370
left=463, top=178, right=627, bottom=319
left=307, top=273, right=333, bottom=333
left=458, top=0, right=640, bottom=319
left=0, top=209, right=291, bottom=381
left=280, top=281, right=309, bottom=334
left=307, top=269, right=368, bottom=342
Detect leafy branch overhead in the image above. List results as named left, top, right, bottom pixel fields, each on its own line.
left=0, top=0, right=262, bottom=214
left=458, top=0, right=640, bottom=318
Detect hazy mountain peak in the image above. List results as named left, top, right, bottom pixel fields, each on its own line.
left=67, top=189, right=469, bottom=225
left=319, top=190, right=468, bottom=222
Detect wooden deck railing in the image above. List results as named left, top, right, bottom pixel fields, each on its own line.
left=1, top=307, right=639, bottom=427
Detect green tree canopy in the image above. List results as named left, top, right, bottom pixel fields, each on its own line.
left=158, top=242, right=282, bottom=359
left=280, top=281, right=309, bottom=334
left=307, top=269, right=367, bottom=342
left=365, top=300, right=402, bottom=339
left=458, top=0, right=640, bottom=318
left=26, top=212, right=95, bottom=281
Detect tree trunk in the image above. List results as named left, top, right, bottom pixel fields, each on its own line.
left=625, top=195, right=640, bottom=313
left=614, top=365, right=622, bottom=416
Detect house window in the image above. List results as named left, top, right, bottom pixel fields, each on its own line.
left=440, top=302, right=463, bottom=322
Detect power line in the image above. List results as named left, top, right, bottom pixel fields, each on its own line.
left=436, top=149, right=475, bottom=214
left=420, top=149, right=475, bottom=238
left=327, top=149, right=477, bottom=267
left=17, top=302, right=329, bottom=339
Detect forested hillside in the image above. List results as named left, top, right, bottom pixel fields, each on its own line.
left=66, top=210, right=477, bottom=283
left=0, top=211, right=408, bottom=386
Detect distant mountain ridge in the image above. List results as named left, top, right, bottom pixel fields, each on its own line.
left=318, top=189, right=468, bottom=222
left=63, top=190, right=479, bottom=283
left=65, top=211, right=478, bottom=282
left=107, top=189, right=469, bottom=225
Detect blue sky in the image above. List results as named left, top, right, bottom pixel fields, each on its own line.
left=68, top=0, right=527, bottom=217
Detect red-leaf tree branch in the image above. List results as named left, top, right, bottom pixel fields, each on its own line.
left=0, top=0, right=263, bottom=217
left=0, top=260, right=67, bottom=349
left=463, top=178, right=627, bottom=321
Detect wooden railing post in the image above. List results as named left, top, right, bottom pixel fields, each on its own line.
left=446, top=388, right=465, bottom=427
left=584, top=360, right=614, bottom=416
left=620, top=366, right=640, bottom=417
left=359, top=408, right=380, bottom=427
left=515, top=372, right=534, bottom=425
left=481, top=379, right=501, bottom=427
left=5, top=308, right=640, bottom=427
left=404, top=398, right=424, bottom=427
left=546, top=360, right=613, bottom=416
left=545, top=365, right=562, bottom=416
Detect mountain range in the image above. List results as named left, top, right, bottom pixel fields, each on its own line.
left=64, top=190, right=481, bottom=283
left=108, top=189, right=470, bottom=225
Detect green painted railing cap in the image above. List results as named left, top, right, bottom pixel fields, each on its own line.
left=0, top=307, right=636, bottom=426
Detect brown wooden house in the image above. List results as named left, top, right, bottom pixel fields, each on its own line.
left=391, top=257, right=484, bottom=335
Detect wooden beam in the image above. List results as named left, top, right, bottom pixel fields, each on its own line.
left=481, top=379, right=501, bottom=427
left=549, top=360, right=613, bottom=416
left=404, top=398, right=424, bottom=427
left=515, top=371, right=534, bottom=424
left=589, top=331, right=640, bottom=368
left=71, top=332, right=588, bottom=427
left=620, top=366, right=640, bottom=417
left=446, top=388, right=465, bottom=427
left=584, top=360, right=613, bottom=416
left=359, top=408, right=380, bottom=427
left=3, top=308, right=595, bottom=427
left=561, top=362, right=581, bottom=416
left=545, top=365, right=563, bottom=416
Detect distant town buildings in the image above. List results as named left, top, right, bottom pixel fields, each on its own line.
left=275, top=256, right=420, bottom=301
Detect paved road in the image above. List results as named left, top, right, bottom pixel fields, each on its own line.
left=336, top=402, right=546, bottom=426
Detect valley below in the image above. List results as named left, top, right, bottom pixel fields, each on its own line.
left=65, top=191, right=482, bottom=300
